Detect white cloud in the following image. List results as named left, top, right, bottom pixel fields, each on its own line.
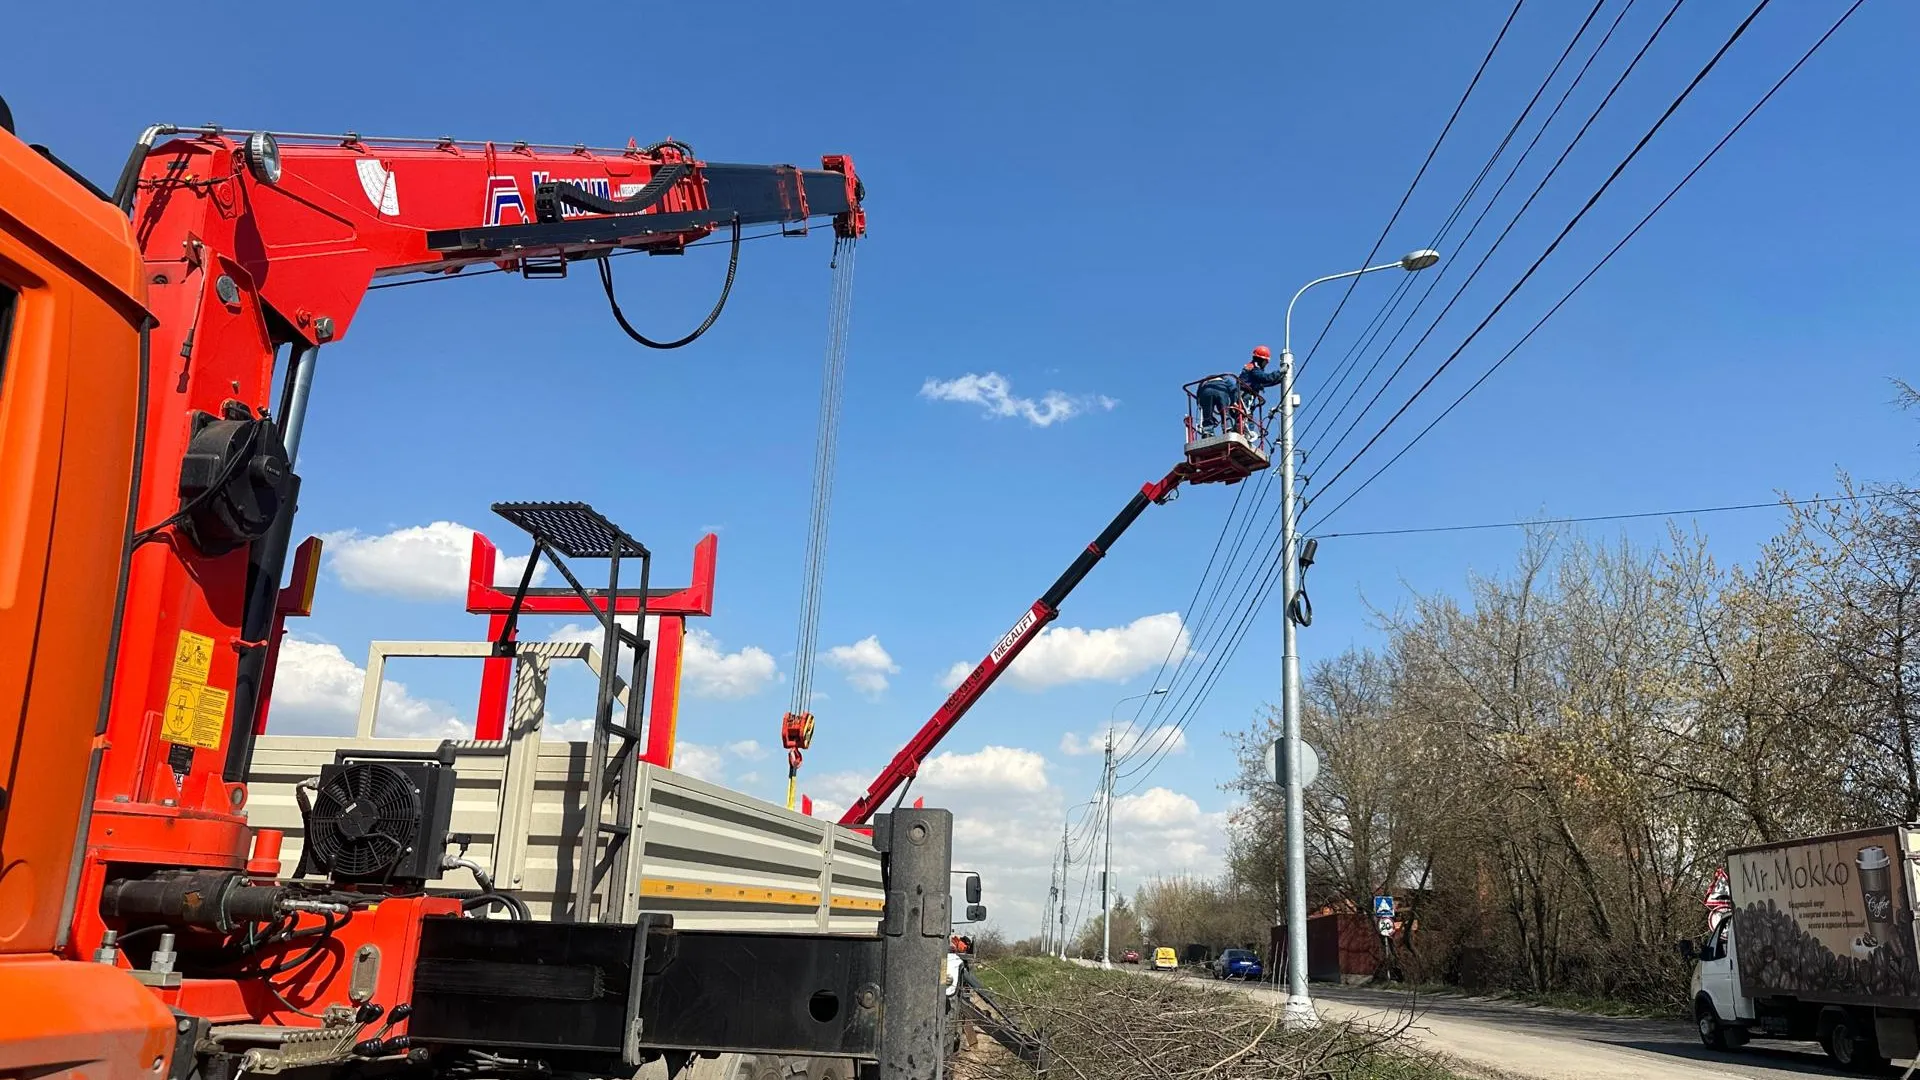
left=726, top=739, right=768, bottom=760
left=543, top=717, right=599, bottom=741
left=919, top=745, right=1049, bottom=795
left=919, top=372, right=1116, bottom=428
left=824, top=635, right=900, bottom=697
left=799, top=770, right=872, bottom=824
left=938, top=661, right=974, bottom=692
left=1115, top=787, right=1203, bottom=828
left=267, top=639, right=468, bottom=739
left=737, top=771, right=762, bottom=787
left=547, top=619, right=777, bottom=701
left=685, top=630, right=779, bottom=699
left=673, top=742, right=726, bottom=783
left=796, top=749, right=1226, bottom=936
left=1113, top=787, right=1224, bottom=869
left=1059, top=725, right=1188, bottom=758
left=1004, top=613, right=1189, bottom=690
left=321, top=521, right=545, bottom=601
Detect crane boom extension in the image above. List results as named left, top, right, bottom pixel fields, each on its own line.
left=838, top=464, right=1188, bottom=826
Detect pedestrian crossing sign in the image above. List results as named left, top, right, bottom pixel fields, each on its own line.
left=1372, top=895, right=1395, bottom=918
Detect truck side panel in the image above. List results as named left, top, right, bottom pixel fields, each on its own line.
left=248, top=735, right=885, bottom=931
left=1728, top=825, right=1920, bottom=1008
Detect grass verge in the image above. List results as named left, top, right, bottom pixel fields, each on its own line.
left=969, top=958, right=1472, bottom=1080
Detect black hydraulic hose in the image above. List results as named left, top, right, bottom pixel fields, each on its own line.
left=597, top=215, right=741, bottom=349
left=460, top=893, right=531, bottom=921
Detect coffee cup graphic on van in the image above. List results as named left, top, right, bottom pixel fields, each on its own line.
left=1859, top=844, right=1894, bottom=945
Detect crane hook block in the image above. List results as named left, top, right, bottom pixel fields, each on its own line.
left=781, top=712, right=815, bottom=751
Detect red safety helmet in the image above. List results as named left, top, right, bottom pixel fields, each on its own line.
left=1251, top=345, right=1272, bottom=362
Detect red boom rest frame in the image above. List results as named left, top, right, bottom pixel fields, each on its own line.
left=464, top=531, right=717, bottom=764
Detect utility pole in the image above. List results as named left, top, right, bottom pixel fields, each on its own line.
left=1276, top=339, right=1314, bottom=1030
left=1044, top=852, right=1060, bottom=954
left=1100, top=729, right=1115, bottom=970
left=1275, top=249, right=1439, bottom=1031
left=1056, top=821, right=1069, bottom=960
left=1097, top=686, right=1163, bottom=970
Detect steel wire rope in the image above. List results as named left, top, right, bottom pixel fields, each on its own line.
left=1306, top=0, right=1689, bottom=481
left=1301, top=0, right=1619, bottom=453
left=785, top=236, right=858, bottom=806
left=1304, top=0, right=1870, bottom=533
left=1294, top=0, right=1529, bottom=379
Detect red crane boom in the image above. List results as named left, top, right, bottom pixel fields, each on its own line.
left=838, top=464, right=1188, bottom=826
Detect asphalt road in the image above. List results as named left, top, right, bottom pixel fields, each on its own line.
left=1249, top=979, right=1898, bottom=1080
left=1115, top=963, right=1913, bottom=1079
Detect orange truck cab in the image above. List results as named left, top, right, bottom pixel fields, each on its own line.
left=0, top=106, right=178, bottom=1078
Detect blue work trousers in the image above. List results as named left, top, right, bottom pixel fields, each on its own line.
left=1196, top=379, right=1237, bottom=435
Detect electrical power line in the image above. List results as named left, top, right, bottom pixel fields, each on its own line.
left=1119, top=0, right=1865, bottom=798
left=1308, top=0, right=1778, bottom=512
left=1303, top=0, right=1630, bottom=454
left=1316, top=488, right=1916, bottom=539
left=1112, top=1, right=1857, bottom=797
left=1306, top=0, right=1869, bottom=531
left=1295, top=0, right=1529, bottom=378
left=1120, top=3, right=1567, bottom=781
left=1305, top=0, right=1687, bottom=478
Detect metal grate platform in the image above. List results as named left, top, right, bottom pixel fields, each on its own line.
left=493, top=502, right=647, bottom=559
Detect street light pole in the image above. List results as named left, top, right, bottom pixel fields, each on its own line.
left=1276, top=249, right=1438, bottom=1030
left=1101, top=687, right=1168, bottom=970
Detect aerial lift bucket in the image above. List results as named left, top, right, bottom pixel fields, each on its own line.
left=1181, top=376, right=1271, bottom=485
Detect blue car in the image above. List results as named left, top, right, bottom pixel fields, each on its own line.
left=1211, top=948, right=1264, bottom=980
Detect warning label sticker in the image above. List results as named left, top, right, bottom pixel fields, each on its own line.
left=159, top=630, right=227, bottom=750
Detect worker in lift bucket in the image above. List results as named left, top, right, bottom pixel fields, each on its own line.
left=1197, top=345, right=1285, bottom=436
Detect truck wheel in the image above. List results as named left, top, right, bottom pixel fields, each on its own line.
left=1823, top=1013, right=1890, bottom=1073
left=1695, top=1000, right=1746, bottom=1051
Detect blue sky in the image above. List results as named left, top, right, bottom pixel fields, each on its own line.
left=14, top=0, right=1916, bottom=936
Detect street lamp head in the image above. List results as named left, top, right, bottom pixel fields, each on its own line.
left=1399, top=249, right=1441, bottom=272
left=1151, top=687, right=1170, bottom=694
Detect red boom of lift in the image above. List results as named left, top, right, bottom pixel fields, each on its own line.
left=837, top=465, right=1188, bottom=825
left=836, top=379, right=1274, bottom=826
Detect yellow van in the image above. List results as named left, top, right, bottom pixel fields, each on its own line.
left=1151, top=946, right=1178, bottom=970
